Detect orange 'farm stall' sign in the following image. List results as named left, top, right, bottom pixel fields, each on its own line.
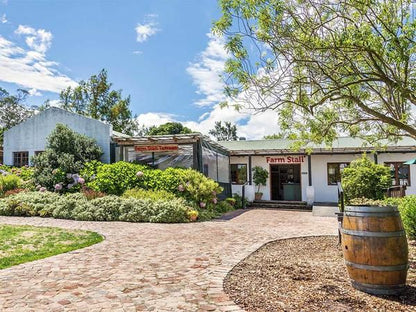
left=134, top=145, right=179, bottom=152
left=266, top=156, right=305, bottom=164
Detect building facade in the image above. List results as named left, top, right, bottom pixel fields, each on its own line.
left=222, top=138, right=416, bottom=204
left=3, top=107, right=113, bottom=166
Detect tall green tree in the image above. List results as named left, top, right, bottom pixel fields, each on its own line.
left=147, top=122, right=193, bottom=135
left=58, top=69, right=138, bottom=135
left=0, top=88, right=34, bottom=144
left=214, top=0, right=416, bottom=145
left=209, top=121, right=238, bottom=141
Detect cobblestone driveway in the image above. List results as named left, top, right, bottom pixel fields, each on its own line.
left=0, top=209, right=337, bottom=312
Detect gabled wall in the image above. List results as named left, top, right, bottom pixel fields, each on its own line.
left=3, top=107, right=111, bottom=165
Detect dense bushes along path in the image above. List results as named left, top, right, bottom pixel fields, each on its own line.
left=0, top=210, right=337, bottom=311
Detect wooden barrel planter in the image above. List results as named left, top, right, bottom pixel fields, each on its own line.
left=341, top=205, right=408, bottom=295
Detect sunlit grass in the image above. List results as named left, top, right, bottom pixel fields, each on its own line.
left=0, top=224, right=103, bottom=269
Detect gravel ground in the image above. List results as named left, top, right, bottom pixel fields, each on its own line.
left=224, top=236, right=416, bottom=312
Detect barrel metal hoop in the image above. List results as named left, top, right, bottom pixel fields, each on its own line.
left=345, top=211, right=400, bottom=217
left=345, top=206, right=398, bottom=213
left=352, top=281, right=406, bottom=295
left=341, top=229, right=406, bottom=237
left=345, top=260, right=409, bottom=271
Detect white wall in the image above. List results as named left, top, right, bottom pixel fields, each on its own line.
left=3, top=107, right=112, bottom=165
left=230, top=152, right=416, bottom=203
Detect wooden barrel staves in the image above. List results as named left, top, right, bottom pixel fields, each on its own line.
left=341, top=205, right=408, bottom=295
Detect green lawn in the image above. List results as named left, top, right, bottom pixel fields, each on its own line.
left=0, top=224, right=103, bottom=269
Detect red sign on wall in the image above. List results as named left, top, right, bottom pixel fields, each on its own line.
left=266, top=156, right=305, bottom=164
left=134, top=145, right=179, bottom=152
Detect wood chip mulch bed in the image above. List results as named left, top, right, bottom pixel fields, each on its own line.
left=224, top=236, right=416, bottom=312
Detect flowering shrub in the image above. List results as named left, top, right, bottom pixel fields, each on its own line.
left=31, top=124, right=102, bottom=191
left=0, top=166, right=34, bottom=181
left=84, top=162, right=223, bottom=207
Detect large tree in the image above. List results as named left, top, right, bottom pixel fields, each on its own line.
left=0, top=88, right=34, bottom=144
left=214, top=0, right=416, bottom=145
left=147, top=122, right=193, bottom=135
left=58, top=69, right=138, bottom=135
left=209, top=121, right=238, bottom=141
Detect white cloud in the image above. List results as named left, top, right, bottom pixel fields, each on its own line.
left=15, top=25, right=52, bottom=54
left=28, top=88, right=41, bottom=96
left=136, top=112, right=178, bottom=127
left=132, top=50, right=142, bottom=55
left=135, top=15, right=159, bottom=43
left=0, top=31, right=76, bottom=93
left=1, top=13, right=6, bottom=24
left=186, top=33, right=229, bottom=107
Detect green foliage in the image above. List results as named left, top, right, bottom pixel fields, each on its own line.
left=32, top=124, right=103, bottom=191
left=85, top=162, right=223, bottom=206
left=147, top=122, right=193, bottom=135
left=123, top=188, right=177, bottom=201
left=342, top=155, right=391, bottom=202
left=381, top=196, right=416, bottom=239
left=0, top=191, right=193, bottom=223
left=0, top=165, right=34, bottom=181
left=215, top=200, right=234, bottom=213
left=209, top=121, right=238, bottom=141
left=214, top=0, right=416, bottom=142
left=86, top=162, right=148, bottom=195
left=58, top=69, right=138, bottom=135
left=348, top=197, right=387, bottom=207
left=252, top=166, right=269, bottom=194
left=232, top=193, right=249, bottom=209
left=0, top=88, right=34, bottom=132
left=0, top=174, right=21, bottom=196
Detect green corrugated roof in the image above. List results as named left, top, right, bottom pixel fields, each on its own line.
left=219, top=137, right=416, bottom=153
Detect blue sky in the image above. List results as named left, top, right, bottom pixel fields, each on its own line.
left=0, top=0, right=280, bottom=138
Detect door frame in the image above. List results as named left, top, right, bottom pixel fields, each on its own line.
left=269, top=163, right=302, bottom=201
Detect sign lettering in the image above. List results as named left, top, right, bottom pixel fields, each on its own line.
left=266, top=156, right=305, bottom=164
left=135, top=144, right=179, bottom=152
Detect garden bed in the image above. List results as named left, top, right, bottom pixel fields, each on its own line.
left=224, top=236, right=416, bottom=312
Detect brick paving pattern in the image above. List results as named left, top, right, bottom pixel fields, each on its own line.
left=0, top=209, right=337, bottom=311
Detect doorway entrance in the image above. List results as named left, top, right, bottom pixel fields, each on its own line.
left=270, top=164, right=301, bottom=201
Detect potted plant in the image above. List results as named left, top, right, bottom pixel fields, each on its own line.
left=187, top=210, right=199, bottom=222
left=252, top=166, right=269, bottom=200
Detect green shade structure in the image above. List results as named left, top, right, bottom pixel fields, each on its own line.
left=404, top=157, right=416, bottom=165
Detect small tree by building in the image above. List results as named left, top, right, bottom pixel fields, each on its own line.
left=32, top=124, right=103, bottom=191
left=341, top=155, right=391, bottom=202
left=209, top=121, right=238, bottom=141
left=252, top=166, right=269, bottom=200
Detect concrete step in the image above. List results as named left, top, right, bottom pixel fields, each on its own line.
left=252, top=200, right=311, bottom=210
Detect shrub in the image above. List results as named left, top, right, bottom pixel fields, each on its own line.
left=226, top=197, right=236, bottom=206
left=86, top=162, right=148, bottom=195
left=32, top=124, right=103, bottom=191
left=0, top=191, right=60, bottom=217
left=0, top=174, right=22, bottom=195
left=381, top=196, right=416, bottom=239
left=0, top=166, right=35, bottom=181
left=342, top=155, right=391, bottom=202
left=123, top=188, right=177, bottom=201
left=3, top=188, right=26, bottom=197
left=232, top=193, right=249, bottom=209
left=215, top=201, right=234, bottom=213
left=348, top=197, right=387, bottom=206
left=53, top=193, right=90, bottom=219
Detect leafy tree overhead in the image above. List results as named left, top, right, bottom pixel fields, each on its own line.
left=0, top=88, right=34, bottom=144
left=58, top=69, right=138, bottom=135
left=147, top=122, right=193, bottom=135
left=264, top=134, right=285, bottom=140
left=209, top=121, right=238, bottom=141
left=214, top=0, right=416, bottom=145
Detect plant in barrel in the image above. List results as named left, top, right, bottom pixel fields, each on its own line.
left=341, top=155, right=408, bottom=295
left=252, top=166, right=269, bottom=200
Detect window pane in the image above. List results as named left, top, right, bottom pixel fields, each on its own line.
left=231, top=164, right=247, bottom=184
left=327, top=163, right=338, bottom=185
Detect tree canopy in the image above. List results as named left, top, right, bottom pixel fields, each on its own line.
left=58, top=69, right=138, bottom=135
left=147, top=122, right=193, bottom=136
left=214, top=0, right=416, bottom=145
left=0, top=88, right=34, bottom=144
left=209, top=121, right=238, bottom=141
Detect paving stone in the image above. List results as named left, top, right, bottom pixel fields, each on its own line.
left=0, top=209, right=337, bottom=311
